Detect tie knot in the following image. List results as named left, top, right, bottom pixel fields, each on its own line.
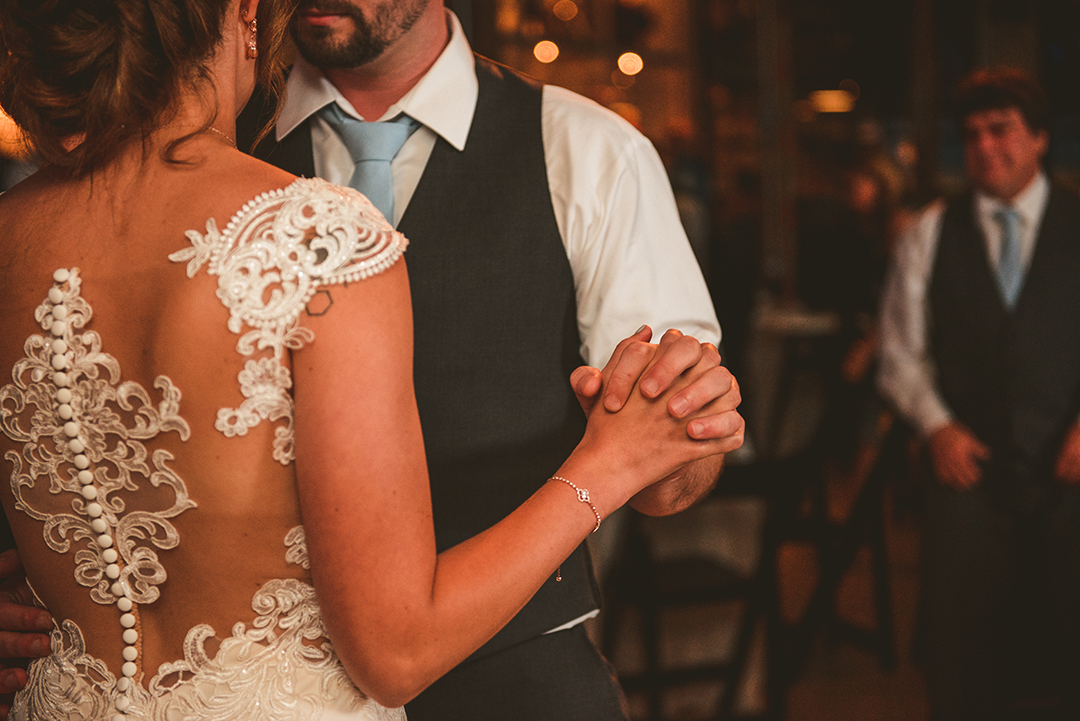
left=994, top=206, right=1021, bottom=229
left=320, top=104, right=418, bottom=164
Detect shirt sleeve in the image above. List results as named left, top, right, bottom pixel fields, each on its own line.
left=542, top=86, right=720, bottom=368
left=876, top=200, right=954, bottom=436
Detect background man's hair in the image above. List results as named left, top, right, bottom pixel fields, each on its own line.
left=954, top=66, right=1050, bottom=136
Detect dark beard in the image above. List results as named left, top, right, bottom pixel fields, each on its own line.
left=292, top=0, right=427, bottom=69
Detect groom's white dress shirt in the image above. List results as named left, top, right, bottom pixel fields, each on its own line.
left=276, top=11, right=720, bottom=369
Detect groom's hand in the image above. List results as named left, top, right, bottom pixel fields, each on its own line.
left=570, top=325, right=654, bottom=415
left=571, top=327, right=737, bottom=435
left=628, top=343, right=744, bottom=515
left=0, top=549, right=53, bottom=716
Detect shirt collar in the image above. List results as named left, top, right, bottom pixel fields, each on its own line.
left=276, top=9, right=477, bottom=152
left=975, top=171, right=1049, bottom=227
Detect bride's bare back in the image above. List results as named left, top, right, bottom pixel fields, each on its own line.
left=0, top=147, right=415, bottom=720
left=0, top=151, right=308, bottom=666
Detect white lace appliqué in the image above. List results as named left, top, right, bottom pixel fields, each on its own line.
left=0, top=268, right=194, bottom=608
left=11, top=529, right=402, bottom=721
left=168, top=178, right=408, bottom=465
left=1, top=267, right=194, bottom=716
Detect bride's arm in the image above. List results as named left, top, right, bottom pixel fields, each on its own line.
left=292, top=260, right=728, bottom=708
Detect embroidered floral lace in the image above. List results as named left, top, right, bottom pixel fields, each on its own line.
left=1, top=179, right=407, bottom=720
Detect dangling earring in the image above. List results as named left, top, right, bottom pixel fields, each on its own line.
left=246, top=18, right=258, bottom=59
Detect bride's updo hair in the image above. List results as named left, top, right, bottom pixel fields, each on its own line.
left=0, top=0, right=296, bottom=174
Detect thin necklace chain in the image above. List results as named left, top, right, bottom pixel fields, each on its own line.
left=159, top=123, right=237, bottom=148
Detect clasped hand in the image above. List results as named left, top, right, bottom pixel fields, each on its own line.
left=570, top=326, right=744, bottom=512
left=929, top=420, right=1080, bottom=488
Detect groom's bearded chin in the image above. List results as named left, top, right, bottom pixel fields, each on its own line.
left=292, top=0, right=428, bottom=69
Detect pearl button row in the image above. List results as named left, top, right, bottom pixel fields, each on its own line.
left=49, top=269, right=137, bottom=717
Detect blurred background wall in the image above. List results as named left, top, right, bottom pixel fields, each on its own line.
left=445, top=0, right=1079, bottom=452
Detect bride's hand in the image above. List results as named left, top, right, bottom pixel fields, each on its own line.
left=568, top=346, right=738, bottom=511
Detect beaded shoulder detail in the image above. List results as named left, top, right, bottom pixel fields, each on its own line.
left=168, top=177, right=407, bottom=465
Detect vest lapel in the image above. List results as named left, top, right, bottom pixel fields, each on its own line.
left=1014, top=185, right=1073, bottom=317
left=254, top=121, right=316, bottom=178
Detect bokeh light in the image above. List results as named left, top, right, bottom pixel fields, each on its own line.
left=0, top=107, right=28, bottom=160
left=553, top=0, right=578, bottom=22
left=534, top=40, right=560, bottom=64
left=809, top=89, right=855, bottom=113
left=617, top=52, right=644, bottom=76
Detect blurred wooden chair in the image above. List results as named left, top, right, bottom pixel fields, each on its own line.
left=601, top=461, right=788, bottom=720
left=772, top=408, right=906, bottom=683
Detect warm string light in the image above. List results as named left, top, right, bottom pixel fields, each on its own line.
left=617, top=52, right=644, bottom=76
left=809, top=89, right=856, bottom=113
left=796, top=80, right=861, bottom=120
left=534, top=40, right=560, bottom=63
left=511, top=2, right=650, bottom=88
left=0, top=106, right=29, bottom=160
left=553, top=0, right=578, bottom=22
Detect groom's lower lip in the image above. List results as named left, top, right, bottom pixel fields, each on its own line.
left=298, top=11, right=349, bottom=26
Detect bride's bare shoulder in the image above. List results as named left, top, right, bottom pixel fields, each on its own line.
left=170, top=151, right=300, bottom=217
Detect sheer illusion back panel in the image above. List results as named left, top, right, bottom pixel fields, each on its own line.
left=0, top=167, right=323, bottom=681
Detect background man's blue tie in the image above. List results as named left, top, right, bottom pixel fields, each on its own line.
left=994, top=206, right=1024, bottom=309
left=320, top=103, right=419, bottom=223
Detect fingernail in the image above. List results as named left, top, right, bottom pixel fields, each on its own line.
left=670, top=398, right=689, bottom=417
left=31, top=637, right=49, bottom=656
left=35, top=612, right=52, bottom=631
left=604, top=394, right=620, bottom=411
left=641, top=379, right=659, bottom=396
left=688, top=420, right=702, bottom=438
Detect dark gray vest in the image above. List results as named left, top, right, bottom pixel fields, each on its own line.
left=928, top=183, right=1080, bottom=476
left=242, top=57, right=597, bottom=660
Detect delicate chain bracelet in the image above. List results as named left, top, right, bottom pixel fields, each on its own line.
left=550, top=476, right=601, bottom=534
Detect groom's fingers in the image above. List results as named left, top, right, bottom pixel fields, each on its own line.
left=0, top=552, right=21, bottom=583
left=0, top=666, right=27, bottom=695
left=0, top=585, right=53, bottom=660
left=602, top=340, right=656, bottom=411
left=687, top=408, right=745, bottom=448
left=0, top=621, right=50, bottom=660
left=597, top=325, right=654, bottom=412
left=667, top=363, right=737, bottom=420
left=637, top=333, right=711, bottom=399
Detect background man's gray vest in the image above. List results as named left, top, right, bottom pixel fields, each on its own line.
left=929, top=183, right=1080, bottom=501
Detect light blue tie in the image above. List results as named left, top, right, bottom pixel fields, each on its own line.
left=994, top=206, right=1024, bottom=309
left=320, top=104, right=419, bottom=222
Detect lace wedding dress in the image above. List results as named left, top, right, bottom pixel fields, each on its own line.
left=1, top=178, right=408, bottom=721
